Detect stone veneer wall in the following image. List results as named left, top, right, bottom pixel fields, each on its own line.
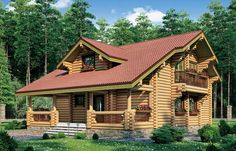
left=0, top=104, right=5, bottom=122
left=86, top=129, right=153, bottom=139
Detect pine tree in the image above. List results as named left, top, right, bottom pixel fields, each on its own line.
left=96, top=18, right=109, bottom=43
left=0, top=1, right=14, bottom=104
left=134, top=13, right=154, bottom=42
left=63, top=0, right=96, bottom=49
left=109, top=18, right=135, bottom=46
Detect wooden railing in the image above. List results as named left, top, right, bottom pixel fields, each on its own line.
left=175, top=71, right=208, bottom=88
left=87, top=109, right=153, bottom=130
left=27, top=107, right=59, bottom=127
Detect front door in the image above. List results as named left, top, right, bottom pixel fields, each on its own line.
left=93, top=95, right=105, bottom=111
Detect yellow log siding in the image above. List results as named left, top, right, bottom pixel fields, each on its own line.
left=156, top=61, right=172, bottom=127
left=71, top=93, right=88, bottom=123
left=55, top=95, right=72, bottom=122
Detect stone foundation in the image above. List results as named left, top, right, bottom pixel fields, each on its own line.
left=27, top=126, right=51, bottom=134
left=0, top=104, right=5, bottom=122
left=86, top=128, right=153, bottom=139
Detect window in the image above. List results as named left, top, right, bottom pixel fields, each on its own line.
left=74, top=94, right=85, bottom=107
left=189, top=62, right=197, bottom=70
left=175, top=96, right=185, bottom=116
left=189, top=97, right=198, bottom=113
left=82, top=54, right=95, bottom=70
left=175, top=60, right=185, bottom=71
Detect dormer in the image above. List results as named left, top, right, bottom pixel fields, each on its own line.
left=57, top=37, right=126, bottom=74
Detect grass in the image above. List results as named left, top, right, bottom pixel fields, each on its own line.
left=17, top=138, right=207, bottom=151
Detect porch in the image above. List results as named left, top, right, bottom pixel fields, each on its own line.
left=26, top=89, right=154, bottom=130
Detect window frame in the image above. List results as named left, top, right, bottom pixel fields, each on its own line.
left=175, top=96, right=186, bottom=116
left=82, top=54, right=95, bottom=70
left=74, top=94, right=86, bottom=107
left=175, top=60, right=185, bottom=71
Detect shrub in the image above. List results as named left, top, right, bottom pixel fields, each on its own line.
left=51, top=134, right=58, bottom=139
left=150, top=124, right=186, bottom=144
left=219, top=120, right=231, bottom=137
left=0, top=131, right=18, bottom=151
left=0, top=140, right=7, bottom=151
left=206, top=144, right=219, bottom=151
left=224, top=141, right=236, bottom=151
left=5, top=121, right=18, bottom=130
left=24, top=146, right=34, bottom=151
left=75, top=132, right=86, bottom=139
left=221, top=134, right=236, bottom=144
left=92, top=133, right=99, bottom=140
left=42, top=133, right=50, bottom=139
left=57, top=132, right=66, bottom=138
left=21, top=120, right=27, bottom=129
left=231, top=124, right=236, bottom=134
left=198, top=124, right=219, bottom=143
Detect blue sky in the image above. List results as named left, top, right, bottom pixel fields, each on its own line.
left=2, top=0, right=230, bottom=24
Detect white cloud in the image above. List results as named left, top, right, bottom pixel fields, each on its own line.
left=52, top=0, right=73, bottom=9
left=111, top=9, right=116, bottom=14
left=125, top=7, right=165, bottom=25
left=5, top=4, right=15, bottom=11
left=27, top=0, right=36, bottom=6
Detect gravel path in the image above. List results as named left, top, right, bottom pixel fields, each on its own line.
left=8, top=129, right=44, bottom=140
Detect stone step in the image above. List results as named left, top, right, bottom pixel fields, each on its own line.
left=46, top=122, right=86, bottom=136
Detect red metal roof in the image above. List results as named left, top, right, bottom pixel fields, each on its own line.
left=17, top=30, right=203, bottom=95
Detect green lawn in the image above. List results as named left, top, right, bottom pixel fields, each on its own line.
left=17, top=138, right=207, bottom=151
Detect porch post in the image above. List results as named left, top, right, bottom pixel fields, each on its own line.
left=89, top=92, right=93, bottom=110
left=127, top=89, right=131, bottom=110
left=52, top=95, right=56, bottom=110
left=28, top=96, right=32, bottom=109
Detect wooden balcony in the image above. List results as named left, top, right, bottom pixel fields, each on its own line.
left=26, top=107, right=59, bottom=127
left=175, top=71, right=208, bottom=88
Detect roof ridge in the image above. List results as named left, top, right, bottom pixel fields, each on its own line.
left=119, top=30, right=203, bottom=48
left=81, top=36, right=127, bottom=51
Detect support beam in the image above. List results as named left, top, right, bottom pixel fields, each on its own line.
left=89, top=92, right=93, bottom=110
left=127, top=89, right=132, bottom=110
left=28, top=96, right=32, bottom=108
left=52, top=95, right=56, bottom=110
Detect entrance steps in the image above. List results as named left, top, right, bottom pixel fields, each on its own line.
left=46, top=122, right=86, bottom=136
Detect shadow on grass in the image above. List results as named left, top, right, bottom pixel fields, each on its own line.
left=17, top=139, right=68, bottom=151
left=91, top=139, right=207, bottom=151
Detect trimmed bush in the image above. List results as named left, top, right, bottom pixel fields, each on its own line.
left=198, top=124, right=219, bottom=143
left=150, top=124, right=186, bottom=144
left=57, top=132, right=66, bottom=138
left=24, top=146, right=34, bottom=151
left=0, top=131, right=18, bottom=151
left=21, top=120, right=27, bottom=129
left=92, top=133, right=99, bottom=140
left=219, top=120, right=231, bottom=137
left=75, top=132, right=86, bottom=139
left=42, top=133, right=50, bottom=139
left=206, top=144, right=219, bottom=151
left=224, top=140, right=236, bottom=151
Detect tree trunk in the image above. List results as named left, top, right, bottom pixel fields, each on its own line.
left=214, top=83, right=217, bottom=118
left=44, top=12, right=48, bottom=75
left=228, top=71, right=231, bottom=106
left=221, top=71, right=223, bottom=119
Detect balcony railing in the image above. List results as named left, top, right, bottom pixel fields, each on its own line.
left=175, top=71, right=208, bottom=88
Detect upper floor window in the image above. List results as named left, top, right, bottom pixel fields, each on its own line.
left=175, top=60, right=185, bottom=71
left=82, top=54, right=95, bottom=71
left=189, top=62, right=197, bottom=70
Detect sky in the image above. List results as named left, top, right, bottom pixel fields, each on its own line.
left=2, top=0, right=231, bottom=24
